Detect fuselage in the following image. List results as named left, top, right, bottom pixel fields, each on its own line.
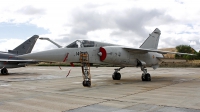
left=19, top=46, right=163, bottom=67
left=18, top=39, right=164, bottom=68
left=0, top=52, right=31, bottom=68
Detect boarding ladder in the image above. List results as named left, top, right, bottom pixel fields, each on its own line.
left=80, top=52, right=91, bottom=87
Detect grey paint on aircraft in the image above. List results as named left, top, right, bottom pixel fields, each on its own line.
left=0, top=35, right=39, bottom=74
left=18, top=29, right=163, bottom=68
left=18, top=28, right=194, bottom=86
left=140, top=28, right=161, bottom=49
left=19, top=28, right=190, bottom=69
left=8, top=35, right=39, bottom=55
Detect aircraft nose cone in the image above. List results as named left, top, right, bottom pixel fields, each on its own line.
left=97, top=52, right=102, bottom=56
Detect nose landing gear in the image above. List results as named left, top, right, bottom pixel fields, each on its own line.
left=80, top=52, right=91, bottom=87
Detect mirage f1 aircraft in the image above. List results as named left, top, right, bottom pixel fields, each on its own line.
left=0, top=35, right=39, bottom=75
left=18, top=28, right=192, bottom=87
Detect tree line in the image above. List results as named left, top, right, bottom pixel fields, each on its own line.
left=175, top=45, right=200, bottom=60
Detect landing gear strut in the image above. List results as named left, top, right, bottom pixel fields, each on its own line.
left=137, top=59, right=151, bottom=81
left=1, top=68, right=8, bottom=75
left=80, top=52, right=91, bottom=87
left=82, top=65, right=91, bottom=87
left=112, top=67, right=124, bottom=80
left=141, top=66, right=151, bottom=81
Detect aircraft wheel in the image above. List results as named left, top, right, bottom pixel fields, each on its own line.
left=112, top=72, right=121, bottom=80
left=145, top=73, right=151, bottom=81
left=1, top=68, right=8, bottom=75
left=112, top=73, right=115, bottom=80
left=141, top=73, right=146, bottom=81
left=82, top=81, right=91, bottom=87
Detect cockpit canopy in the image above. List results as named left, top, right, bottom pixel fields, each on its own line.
left=66, top=40, right=95, bottom=48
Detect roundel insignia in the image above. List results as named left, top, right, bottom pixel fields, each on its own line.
left=100, top=47, right=107, bottom=61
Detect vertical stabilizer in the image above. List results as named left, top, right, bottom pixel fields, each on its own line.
left=140, top=28, right=161, bottom=50
left=8, top=35, right=39, bottom=55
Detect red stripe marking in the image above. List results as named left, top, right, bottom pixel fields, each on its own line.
left=70, top=62, right=74, bottom=67
left=59, top=66, right=62, bottom=70
left=63, top=53, right=69, bottom=62
left=66, top=69, right=71, bottom=77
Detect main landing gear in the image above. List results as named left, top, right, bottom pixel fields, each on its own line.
left=1, top=68, right=8, bottom=75
left=141, top=66, right=151, bottom=81
left=136, top=59, right=151, bottom=81
left=112, top=67, right=124, bottom=80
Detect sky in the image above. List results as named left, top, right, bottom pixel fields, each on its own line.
left=0, top=0, right=200, bottom=53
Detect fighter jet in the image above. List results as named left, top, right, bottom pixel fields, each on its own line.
left=18, top=28, right=193, bottom=87
left=0, top=35, right=39, bottom=75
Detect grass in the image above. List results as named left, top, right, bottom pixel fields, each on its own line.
left=160, top=60, right=200, bottom=67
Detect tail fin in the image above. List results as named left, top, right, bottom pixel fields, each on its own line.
left=8, top=35, right=39, bottom=55
left=140, top=28, right=161, bottom=50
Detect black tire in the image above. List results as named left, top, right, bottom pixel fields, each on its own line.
left=145, top=73, right=151, bottom=81
left=82, top=81, right=91, bottom=87
left=86, top=81, right=91, bottom=87
left=141, top=73, right=146, bottom=81
left=115, top=73, right=121, bottom=80
left=1, top=68, right=8, bottom=75
left=82, top=81, right=86, bottom=86
left=112, top=72, right=121, bottom=80
left=112, top=73, right=116, bottom=80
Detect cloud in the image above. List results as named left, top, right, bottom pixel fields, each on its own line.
left=0, top=39, right=24, bottom=52
left=17, top=6, right=46, bottom=15
left=0, top=0, right=200, bottom=52
left=114, top=9, right=175, bottom=37
left=60, top=7, right=176, bottom=48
